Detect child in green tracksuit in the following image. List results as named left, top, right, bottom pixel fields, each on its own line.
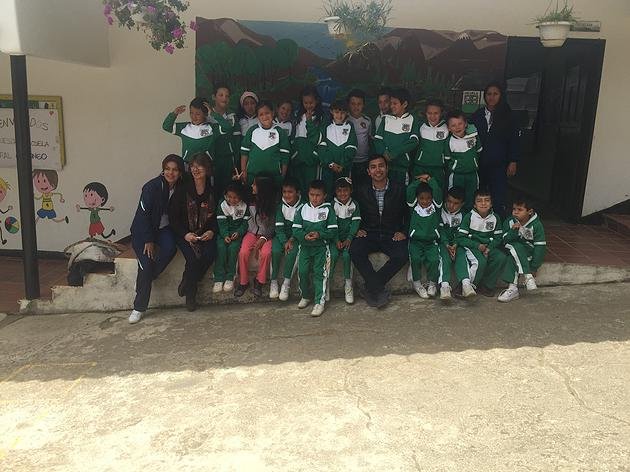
left=270, top=178, right=304, bottom=302
left=292, top=180, right=338, bottom=317
left=412, top=99, right=449, bottom=189
left=455, top=189, right=506, bottom=298
left=330, top=177, right=361, bottom=304
left=240, top=101, right=290, bottom=187
left=498, top=196, right=547, bottom=303
left=406, top=175, right=442, bottom=299
left=162, top=97, right=223, bottom=164
left=291, top=86, right=324, bottom=196
left=316, top=100, right=358, bottom=198
left=445, top=110, right=482, bottom=210
left=213, top=182, right=250, bottom=293
left=437, top=186, right=466, bottom=300
left=374, top=87, right=420, bottom=185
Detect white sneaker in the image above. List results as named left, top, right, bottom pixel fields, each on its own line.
left=344, top=280, right=354, bottom=304
left=427, top=281, right=437, bottom=298
left=413, top=281, right=429, bottom=299
left=297, top=298, right=311, bottom=309
left=269, top=280, right=279, bottom=299
left=462, top=280, right=477, bottom=298
left=223, top=280, right=234, bottom=292
left=498, top=286, right=520, bottom=303
left=525, top=274, right=538, bottom=291
left=279, top=280, right=291, bottom=301
left=440, top=284, right=452, bottom=300
left=310, top=304, right=325, bottom=317
left=128, top=310, right=143, bottom=324
left=212, top=281, right=224, bottom=293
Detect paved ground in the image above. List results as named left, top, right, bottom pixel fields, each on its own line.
left=1, top=283, right=629, bottom=471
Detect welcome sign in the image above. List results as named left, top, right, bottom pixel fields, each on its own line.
left=0, top=95, right=65, bottom=170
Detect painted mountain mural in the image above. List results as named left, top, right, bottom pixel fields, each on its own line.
left=195, top=17, right=506, bottom=113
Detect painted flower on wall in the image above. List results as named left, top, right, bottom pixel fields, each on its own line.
left=102, top=0, right=190, bottom=53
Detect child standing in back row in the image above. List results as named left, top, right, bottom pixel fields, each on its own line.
left=238, top=91, right=260, bottom=135
left=413, top=99, right=449, bottom=188
left=373, top=86, right=392, bottom=134
left=346, top=89, right=372, bottom=189
left=498, top=196, right=546, bottom=302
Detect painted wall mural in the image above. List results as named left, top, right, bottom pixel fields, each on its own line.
left=0, top=177, right=19, bottom=245
left=76, top=182, right=116, bottom=240
left=32, top=169, right=69, bottom=225
left=195, top=17, right=507, bottom=114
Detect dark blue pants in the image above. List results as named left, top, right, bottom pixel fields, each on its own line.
left=480, top=164, right=508, bottom=219
left=175, top=236, right=217, bottom=296
left=132, top=227, right=177, bottom=312
left=349, top=231, right=408, bottom=295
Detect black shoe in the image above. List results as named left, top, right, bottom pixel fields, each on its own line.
left=186, top=293, right=197, bottom=312
left=453, top=282, right=464, bottom=299
left=252, top=279, right=263, bottom=297
left=178, top=276, right=186, bottom=297
left=359, top=286, right=379, bottom=307
left=375, top=289, right=390, bottom=309
left=234, top=283, right=248, bottom=298
left=477, top=285, right=496, bottom=298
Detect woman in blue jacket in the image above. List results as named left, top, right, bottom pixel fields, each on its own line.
left=470, top=82, right=520, bottom=217
left=129, top=154, right=184, bottom=323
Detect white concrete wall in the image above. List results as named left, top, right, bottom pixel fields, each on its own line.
left=0, top=0, right=628, bottom=251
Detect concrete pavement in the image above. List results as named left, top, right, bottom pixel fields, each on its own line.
left=1, top=283, right=630, bottom=471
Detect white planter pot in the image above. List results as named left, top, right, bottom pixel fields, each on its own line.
left=324, top=16, right=344, bottom=36
left=537, top=21, right=572, bottom=48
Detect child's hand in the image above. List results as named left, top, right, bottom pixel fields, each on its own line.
left=75, top=204, right=80, bottom=212
left=284, top=239, right=294, bottom=254
left=305, top=231, right=319, bottom=241
left=184, top=232, right=197, bottom=243
left=336, top=240, right=344, bottom=250
left=511, top=222, right=521, bottom=230
left=392, top=232, right=406, bottom=241
left=447, top=244, right=457, bottom=259
left=230, top=232, right=239, bottom=241
left=199, top=230, right=214, bottom=241
left=356, top=229, right=367, bottom=238
left=342, top=239, right=352, bottom=249
left=59, top=196, right=65, bottom=203
left=224, top=236, right=232, bottom=244
left=143, top=242, right=156, bottom=260
left=418, top=174, right=430, bottom=182
left=331, top=164, right=343, bottom=173
left=203, top=101, right=213, bottom=114
left=174, top=105, right=186, bottom=115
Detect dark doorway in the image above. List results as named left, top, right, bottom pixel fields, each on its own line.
left=504, top=37, right=605, bottom=222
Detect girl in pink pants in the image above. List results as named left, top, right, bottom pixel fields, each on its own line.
left=235, top=175, right=277, bottom=297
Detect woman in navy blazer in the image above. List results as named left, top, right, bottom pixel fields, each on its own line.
left=470, top=82, right=520, bottom=217
left=128, top=154, right=184, bottom=323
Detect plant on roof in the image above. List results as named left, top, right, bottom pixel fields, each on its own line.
left=534, top=0, right=578, bottom=23
left=323, top=0, right=393, bottom=43
left=103, top=1, right=197, bottom=54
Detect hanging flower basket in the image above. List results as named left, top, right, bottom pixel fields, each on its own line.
left=536, top=21, right=572, bottom=47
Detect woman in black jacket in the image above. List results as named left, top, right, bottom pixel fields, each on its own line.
left=168, top=153, right=218, bottom=311
left=129, top=154, right=184, bottom=324
left=470, top=82, right=520, bottom=217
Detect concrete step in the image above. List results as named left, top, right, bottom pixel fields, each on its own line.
left=603, top=213, right=630, bottom=238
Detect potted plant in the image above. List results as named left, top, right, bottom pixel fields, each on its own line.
left=103, top=0, right=196, bottom=54
left=534, top=0, right=578, bottom=48
left=323, top=0, right=392, bottom=43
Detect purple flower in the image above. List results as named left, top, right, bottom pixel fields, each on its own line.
left=103, top=4, right=112, bottom=16
left=189, top=20, right=197, bottom=31
left=164, top=43, right=175, bottom=54
left=171, top=27, right=183, bottom=39
left=146, top=5, right=156, bottom=14
left=107, top=16, right=114, bottom=25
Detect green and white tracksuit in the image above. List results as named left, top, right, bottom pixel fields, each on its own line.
left=292, top=202, right=338, bottom=305
left=271, top=197, right=304, bottom=280
left=406, top=178, right=443, bottom=283
left=412, top=120, right=449, bottom=188
left=455, top=209, right=506, bottom=289
left=291, top=114, right=323, bottom=196
left=239, top=115, right=259, bottom=136
left=273, top=118, right=294, bottom=148
left=437, top=207, right=464, bottom=285
left=316, top=121, right=357, bottom=198
left=374, top=112, right=420, bottom=185
left=162, top=112, right=223, bottom=163
left=330, top=197, right=361, bottom=280
left=214, top=200, right=250, bottom=283
left=240, top=124, right=290, bottom=185
left=501, top=213, right=547, bottom=284
left=444, top=125, right=482, bottom=210
left=208, top=111, right=240, bottom=198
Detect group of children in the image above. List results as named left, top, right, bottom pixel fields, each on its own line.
left=162, top=84, right=546, bottom=316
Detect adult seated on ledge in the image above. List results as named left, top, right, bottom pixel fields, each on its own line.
left=350, top=154, right=409, bottom=308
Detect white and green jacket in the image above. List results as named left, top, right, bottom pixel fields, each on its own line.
left=274, top=197, right=305, bottom=245
left=315, top=121, right=358, bottom=172
left=502, top=213, right=547, bottom=270
left=292, top=202, right=338, bottom=247
left=162, top=113, right=225, bottom=162
left=241, top=124, right=291, bottom=177
left=444, top=124, right=482, bottom=174
left=413, top=119, right=449, bottom=170
left=333, top=197, right=361, bottom=242
left=457, top=208, right=503, bottom=249
left=374, top=112, right=420, bottom=173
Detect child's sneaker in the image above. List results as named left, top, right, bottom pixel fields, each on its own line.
left=279, top=280, right=291, bottom=301
left=234, top=283, right=248, bottom=297
left=462, top=280, right=476, bottom=298
left=525, top=274, right=538, bottom=291
left=128, top=310, right=143, bottom=324
left=223, top=280, right=234, bottom=292
left=498, top=285, right=520, bottom=303
left=440, top=284, right=452, bottom=300
left=427, top=281, right=437, bottom=298
left=412, top=281, right=429, bottom=299
left=252, top=279, right=263, bottom=297
left=297, top=298, right=311, bottom=309
left=310, top=304, right=325, bottom=317
left=212, top=281, right=224, bottom=293
left=269, top=280, right=279, bottom=299
left=344, top=279, right=354, bottom=304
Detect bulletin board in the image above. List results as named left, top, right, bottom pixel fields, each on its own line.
left=0, top=95, right=66, bottom=170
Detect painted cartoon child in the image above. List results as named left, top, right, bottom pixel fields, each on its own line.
left=0, top=177, right=14, bottom=244
left=76, top=182, right=116, bottom=239
left=32, top=170, right=69, bottom=224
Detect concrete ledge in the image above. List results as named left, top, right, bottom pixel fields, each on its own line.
left=18, top=252, right=630, bottom=315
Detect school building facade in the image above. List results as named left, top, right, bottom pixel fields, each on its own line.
left=0, top=0, right=628, bottom=253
